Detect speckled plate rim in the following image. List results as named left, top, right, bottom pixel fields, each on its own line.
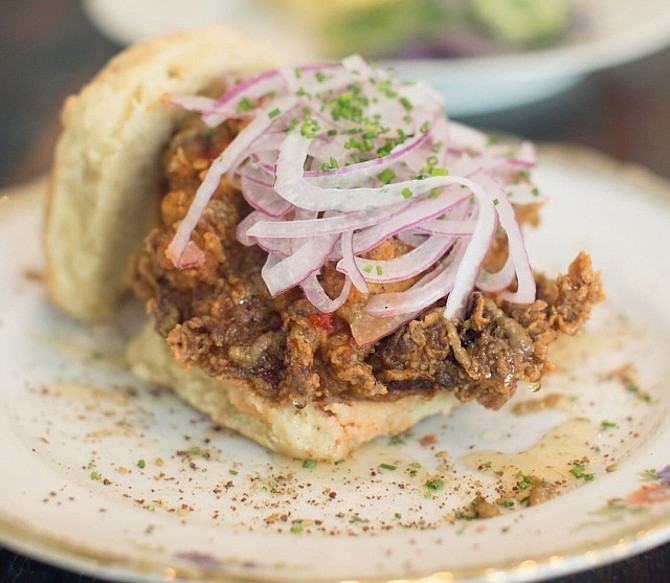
left=2, top=507, right=670, bottom=583
left=1, top=145, right=670, bottom=583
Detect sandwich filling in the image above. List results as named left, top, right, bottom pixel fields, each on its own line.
left=128, top=58, right=603, bottom=410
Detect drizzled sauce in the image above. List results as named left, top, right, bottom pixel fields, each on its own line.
left=462, top=418, right=602, bottom=491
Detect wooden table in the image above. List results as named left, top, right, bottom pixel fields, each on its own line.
left=2, top=1, right=670, bottom=581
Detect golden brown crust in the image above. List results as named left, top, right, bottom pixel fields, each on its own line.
left=128, top=322, right=459, bottom=461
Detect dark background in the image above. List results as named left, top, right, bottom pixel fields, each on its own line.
left=2, top=1, right=670, bottom=581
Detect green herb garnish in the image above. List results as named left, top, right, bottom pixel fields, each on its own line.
left=570, top=463, right=594, bottom=481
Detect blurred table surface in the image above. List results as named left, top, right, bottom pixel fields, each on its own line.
left=1, top=1, right=670, bottom=582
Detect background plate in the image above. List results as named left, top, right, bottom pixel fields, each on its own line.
left=82, top=0, right=670, bottom=116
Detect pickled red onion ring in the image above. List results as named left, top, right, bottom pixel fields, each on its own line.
left=165, top=55, right=544, bottom=344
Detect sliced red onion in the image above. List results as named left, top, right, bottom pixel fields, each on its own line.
left=444, top=186, right=499, bottom=319
left=236, top=209, right=285, bottom=247
left=342, top=54, right=383, bottom=78
left=202, top=68, right=284, bottom=127
left=344, top=235, right=457, bottom=284
left=503, top=181, right=543, bottom=205
left=300, top=272, right=353, bottom=314
left=303, top=122, right=433, bottom=186
left=395, top=229, right=428, bottom=248
left=494, top=191, right=537, bottom=305
left=351, top=191, right=472, bottom=254
left=254, top=237, right=292, bottom=257
left=165, top=55, right=543, bottom=336
left=366, top=240, right=468, bottom=317
left=476, top=253, right=516, bottom=293
left=338, top=230, right=368, bottom=293
left=174, top=240, right=206, bottom=269
left=247, top=204, right=409, bottom=239
left=166, top=96, right=298, bottom=265
left=349, top=310, right=419, bottom=346
left=239, top=174, right=292, bottom=218
left=166, top=95, right=223, bottom=118
left=275, top=134, right=485, bottom=213
left=261, top=234, right=338, bottom=297
left=416, top=219, right=477, bottom=237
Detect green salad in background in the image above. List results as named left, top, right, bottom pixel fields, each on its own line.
left=273, top=0, right=573, bottom=59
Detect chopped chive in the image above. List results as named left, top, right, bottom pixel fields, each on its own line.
left=375, top=265, right=383, bottom=276
left=377, top=168, right=395, bottom=184
left=334, top=459, right=346, bottom=465
left=401, top=187, right=413, bottom=199
left=455, top=510, right=477, bottom=520
left=600, top=421, right=617, bottom=431
left=268, top=108, right=281, bottom=119
left=378, top=80, right=397, bottom=98
left=569, top=463, right=594, bottom=481
left=430, top=167, right=448, bottom=176
left=302, top=460, right=317, bottom=469
left=400, top=96, right=413, bottom=111
left=294, top=67, right=302, bottom=78
left=380, top=463, right=397, bottom=471
left=516, top=471, right=532, bottom=490
left=363, top=265, right=373, bottom=273
left=389, top=434, right=406, bottom=445
left=137, top=459, right=146, bottom=469
left=493, top=198, right=500, bottom=205
left=229, top=469, right=239, bottom=476
left=236, top=97, right=254, bottom=113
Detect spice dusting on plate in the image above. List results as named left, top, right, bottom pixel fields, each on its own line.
left=460, top=418, right=603, bottom=515
left=603, top=362, right=653, bottom=403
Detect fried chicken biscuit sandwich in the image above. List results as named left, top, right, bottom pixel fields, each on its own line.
left=44, top=28, right=603, bottom=461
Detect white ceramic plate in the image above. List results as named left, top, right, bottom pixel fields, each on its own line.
left=1, top=146, right=670, bottom=582
left=82, top=0, right=670, bottom=116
